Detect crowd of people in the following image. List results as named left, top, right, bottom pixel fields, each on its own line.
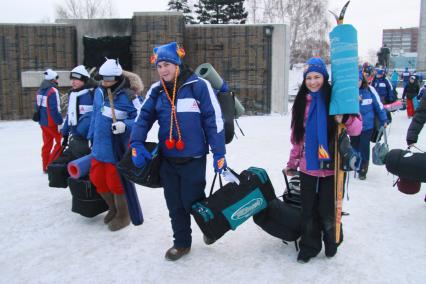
left=33, top=43, right=425, bottom=264
left=34, top=42, right=226, bottom=261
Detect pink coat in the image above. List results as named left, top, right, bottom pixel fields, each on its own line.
left=287, top=94, right=362, bottom=177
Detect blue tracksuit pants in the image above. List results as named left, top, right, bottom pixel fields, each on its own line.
left=160, top=155, right=206, bottom=248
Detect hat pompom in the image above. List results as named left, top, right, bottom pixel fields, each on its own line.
left=150, top=54, right=157, bottom=65
left=177, top=47, right=185, bottom=58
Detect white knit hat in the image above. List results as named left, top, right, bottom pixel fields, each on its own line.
left=44, top=69, right=58, bottom=80
left=99, top=58, right=123, bottom=77
left=70, top=65, right=90, bottom=80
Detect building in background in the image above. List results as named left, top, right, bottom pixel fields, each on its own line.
left=417, top=0, right=426, bottom=72
left=382, top=27, right=418, bottom=53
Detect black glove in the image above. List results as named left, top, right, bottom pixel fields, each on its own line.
left=62, top=135, right=69, bottom=147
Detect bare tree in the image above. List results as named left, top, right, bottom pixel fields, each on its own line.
left=252, top=0, right=329, bottom=64
left=55, top=0, right=114, bottom=19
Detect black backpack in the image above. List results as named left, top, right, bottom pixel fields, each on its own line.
left=216, top=91, right=245, bottom=144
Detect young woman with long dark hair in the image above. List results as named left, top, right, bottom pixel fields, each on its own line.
left=285, top=57, right=362, bottom=263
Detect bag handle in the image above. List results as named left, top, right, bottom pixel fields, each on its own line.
left=209, top=172, right=223, bottom=197
left=208, top=167, right=240, bottom=197
left=375, top=126, right=387, bottom=144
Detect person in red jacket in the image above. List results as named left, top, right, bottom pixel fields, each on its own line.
left=34, top=69, right=63, bottom=173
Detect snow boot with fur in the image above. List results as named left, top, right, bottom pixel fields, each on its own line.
left=108, top=194, right=130, bottom=231
left=99, top=192, right=117, bottom=224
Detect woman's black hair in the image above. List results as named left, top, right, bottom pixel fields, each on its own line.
left=359, top=75, right=369, bottom=89
left=291, top=79, right=335, bottom=144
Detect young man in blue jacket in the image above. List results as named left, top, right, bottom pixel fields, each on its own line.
left=87, top=59, right=140, bottom=231
left=130, top=42, right=227, bottom=261
left=35, top=69, right=63, bottom=173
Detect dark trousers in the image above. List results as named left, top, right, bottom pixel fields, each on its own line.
left=160, top=156, right=207, bottom=248
left=350, top=129, right=373, bottom=164
left=299, top=172, right=341, bottom=256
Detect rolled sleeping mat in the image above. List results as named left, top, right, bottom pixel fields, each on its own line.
left=234, top=95, right=245, bottom=118
left=68, top=154, right=93, bottom=179
left=195, top=63, right=245, bottom=117
left=385, top=149, right=426, bottom=183
left=194, top=63, right=224, bottom=90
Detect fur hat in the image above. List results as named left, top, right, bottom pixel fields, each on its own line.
left=150, top=42, right=185, bottom=66
left=70, top=65, right=89, bottom=81
left=44, top=69, right=58, bottom=81
left=303, top=57, right=329, bottom=80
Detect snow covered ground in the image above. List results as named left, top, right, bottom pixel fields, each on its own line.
left=1, top=110, right=425, bottom=284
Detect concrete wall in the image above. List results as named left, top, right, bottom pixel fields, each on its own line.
left=270, top=24, right=290, bottom=114
left=185, top=24, right=278, bottom=114
left=0, top=24, right=76, bottom=120
left=0, top=12, right=290, bottom=120
left=131, top=12, right=185, bottom=92
left=417, top=0, right=426, bottom=71
left=57, top=18, right=132, bottom=65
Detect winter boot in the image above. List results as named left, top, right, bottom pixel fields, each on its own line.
left=324, top=226, right=343, bottom=258
left=108, top=194, right=130, bottom=231
left=358, top=162, right=369, bottom=180
left=203, top=235, right=216, bottom=245
left=165, top=246, right=191, bottom=261
left=99, top=192, right=117, bottom=224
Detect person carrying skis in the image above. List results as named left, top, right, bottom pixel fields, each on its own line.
left=130, top=42, right=226, bottom=261
left=284, top=58, right=362, bottom=263
left=54, top=65, right=96, bottom=164
left=34, top=69, right=63, bottom=173
left=402, top=75, right=420, bottom=118
left=87, top=59, right=142, bottom=231
left=350, top=71, right=388, bottom=180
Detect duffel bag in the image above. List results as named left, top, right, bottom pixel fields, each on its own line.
left=68, top=176, right=108, bottom=218
left=191, top=167, right=276, bottom=242
left=117, top=142, right=162, bottom=188
left=385, top=149, right=426, bottom=182
left=47, top=163, right=69, bottom=188
left=253, top=198, right=301, bottom=242
left=253, top=170, right=302, bottom=242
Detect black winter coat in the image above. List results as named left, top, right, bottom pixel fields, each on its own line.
left=407, top=94, right=426, bottom=144
left=403, top=82, right=420, bottom=100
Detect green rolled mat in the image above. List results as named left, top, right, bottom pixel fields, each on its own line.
left=194, top=63, right=224, bottom=90
left=234, top=96, right=245, bottom=118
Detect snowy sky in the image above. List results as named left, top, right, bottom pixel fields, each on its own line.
left=0, top=0, right=422, bottom=59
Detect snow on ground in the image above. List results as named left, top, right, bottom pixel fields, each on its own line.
left=1, top=110, right=426, bottom=284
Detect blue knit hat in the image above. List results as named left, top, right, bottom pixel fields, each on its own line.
left=303, top=57, right=329, bottom=80
left=151, top=42, right=185, bottom=66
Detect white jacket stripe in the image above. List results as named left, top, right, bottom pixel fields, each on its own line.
left=200, top=78, right=224, bottom=133
left=369, top=86, right=384, bottom=109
